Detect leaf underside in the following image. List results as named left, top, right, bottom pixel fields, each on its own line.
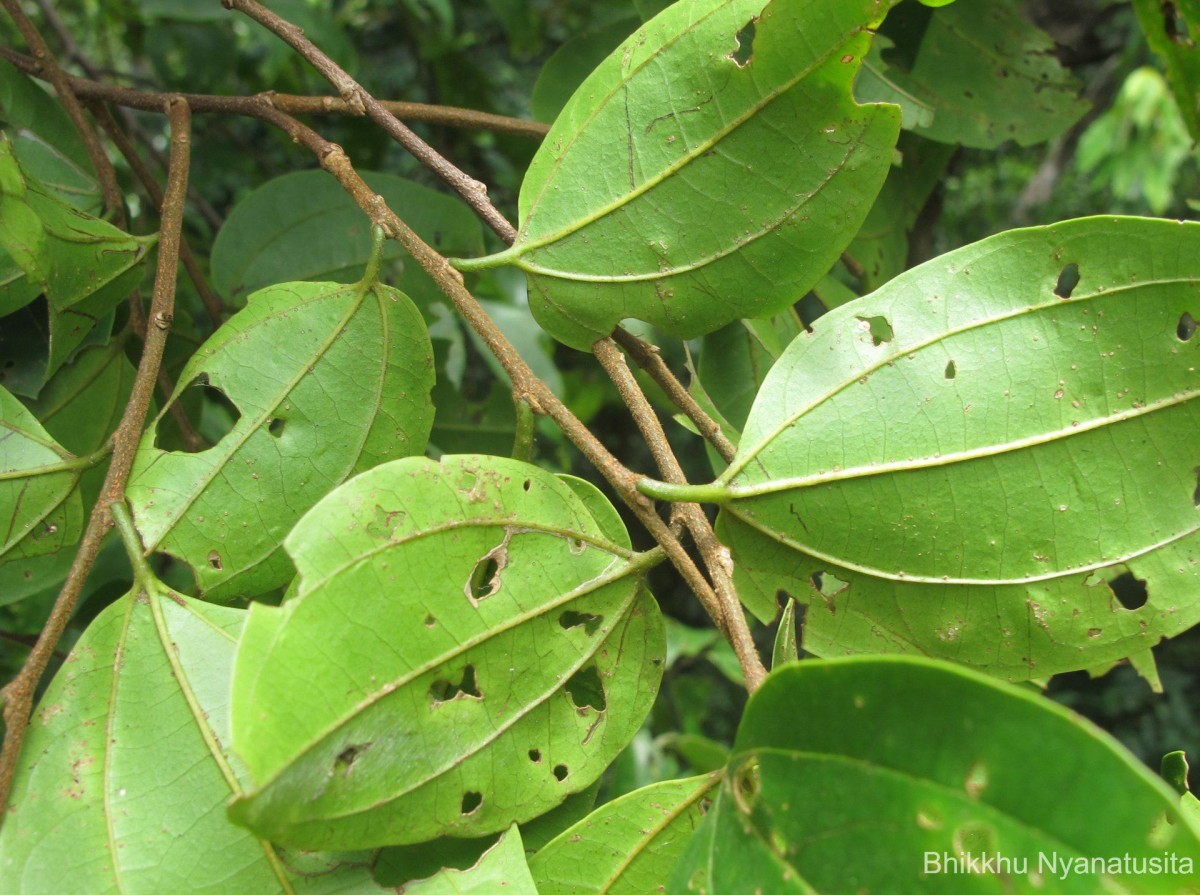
left=229, top=455, right=664, bottom=850
left=126, top=278, right=435, bottom=600
left=716, top=216, right=1200, bottom=679
left=503, top=0, right=901, bottom=349
left=0, top=589, right=386, bottom=894
left=671, top=657, right=1200, bottom=894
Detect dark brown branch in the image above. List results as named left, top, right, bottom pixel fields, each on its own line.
left=612, top=327, right=737, bottom=464
left=221, top=0, right=519, bottom=244
left=593, top=338, right=766, bottom=690
left=0, top=46, right=549, bottom=141
left=1, top=0, right=122, bottom=216
left=0, top=99, right=192, bottom=816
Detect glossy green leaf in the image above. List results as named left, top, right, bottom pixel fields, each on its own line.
left=401, top=827, right=538, bottom=895
left=530, top=773, right=719, bottom=895
left=0, top=587, right=388, bottom=894
left=702, top=216, right=1200, bottom=678
left=871, top=0, right=1086, bottom=148
left=461, top=0, right=901, bottom=349
left=0, top=140, right=153, bottom=392
left=0, top=59, right=100, bottom=211
left=126, top=277, right=435, bottom=600
left=0, top=384, right=83, bottom=566
left=210, top=169, right=484, bottom=307
left=671, top=657, right=1200, bottom=894
left=229, top=455, right=664, bottom=849
left=1132, top=0, right=1200, bottom=142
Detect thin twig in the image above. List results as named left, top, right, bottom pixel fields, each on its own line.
left=593, top=338, right=766, bottom=690
left=0, top=46, right=549, bottom=142
left=1, top=0, right=122, bottom=216
left=91, top=102, right=225, bottom=329
left=248, top=104, right=751, bottom=681
left=0, top=99, right=192, bottom=816
left=221, top=0, right=519, bottom=243
left=612, top=327, right=737, bottom=464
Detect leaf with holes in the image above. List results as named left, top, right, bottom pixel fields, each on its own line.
left=529, top=773, right=718, bottom=895
left=0, top=384, right=83, bottom=567
left=869, top=0, right=1086, bottom=149
left=456, top=0, right=902, bottom=349
left=0, top=587, right=389, bottom=894
left=228, top=455, right=664, bottom=849
left=125, top=276, right=435, bottom=601
left=0, top=140, right=154, bottom=392
left=653, top=217, right=1200, bottom=679
left=670, top=657, right=1200, bottom=894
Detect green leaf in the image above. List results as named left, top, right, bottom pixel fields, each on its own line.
left=0, top=58, right=100, bottom=211
left=709, top=216, right=1200, bottom=678
left=463, top=0, right=901, bottom=349
left=126, top=277, right=435, bottom=601
left=0, top=588, right=388, bottom=893
left=872, top=0, right=1086, bottom=149
left=529, top=773, right=719, bottom=895
left=1132, top=0, right=1200, bottom=142
left=400, top=826, right=538, bottom=895
left=0, top=140, right=154, bottom=393
left=210, top=169, right=484, bottom=308
left=228, top=455, right=665, bottom=849
left=672, top=657, right=1200, bottom=894
left=0, top=384, right=83, bottom=566
left=1162, top=751, right=1200, bottom=825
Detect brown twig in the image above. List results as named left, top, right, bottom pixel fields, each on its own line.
left=0, top=99, right=192, bottom=816
left=221, top=0, right=518, bottom=244
left=593, top=338, right=766, bottom=690
left=1, top=0, right=122, bottom=217
left=246, top=103, right=760, bottom=685
left=0, top=46, right=549, bottom=142
left=91, top=102, right=225, bottom=329
left=611, top=327, right=737, bottom=464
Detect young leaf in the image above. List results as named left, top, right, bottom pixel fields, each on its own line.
left=529, top=773, right=719, bottom=895
left=0, top=140, right=154, bottom=393
left=0, top=589, right=388, bottom=894
left=228, top=455, right=665, bottom=849
left=460, top=0, right=902, bottom=349
left=126, top=277, right=435, bottom=600
left=870, top=0, right=1087, bottom=148
left=671, top=657, right=1200, bottom=894
left=0, top=385, right=83, bottom=565
left=708, top=216, right=1200, bottom=679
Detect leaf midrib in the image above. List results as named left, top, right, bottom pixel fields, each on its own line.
left=722, top=275, right=1199, bottom=484
left=516, top=5, right=868, bottom=260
